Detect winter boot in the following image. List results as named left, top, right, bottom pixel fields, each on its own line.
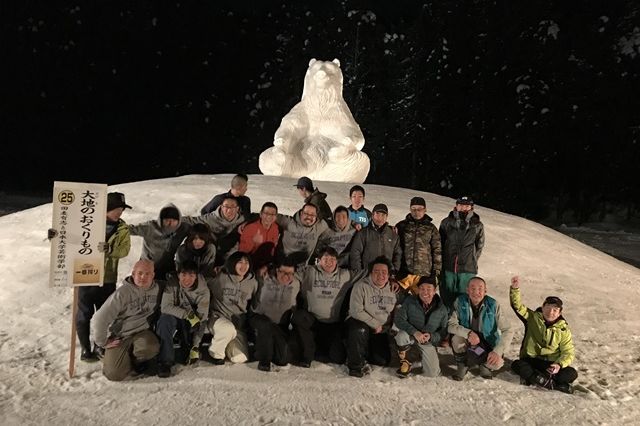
left=77, top=322, right=98, bottom=362
left=157, top=363, right=171, bottom=378
left=555, top=382, right=574, bottom=394
left=396, top=346, right=412, bottom=378
left=452, top=353, right=468, bottom=381
left=258, top=361, right=271, bottom=372
left=478, top=364, right=493, bottom=380
left=532, top=372, right=554, bottom=390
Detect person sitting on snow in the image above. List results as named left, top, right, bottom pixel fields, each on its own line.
left=448, top=276, right=514, bottom=381
left=156, top=260, right=210, bottom=378
left=510, top=275, right=577, bottom=394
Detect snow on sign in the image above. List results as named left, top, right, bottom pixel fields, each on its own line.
left=49, top=181, right=107, bottom=287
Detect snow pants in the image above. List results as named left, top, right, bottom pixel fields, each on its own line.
left=291, top=309, right=346, bottom=364
left=345, top=318, right=391, bottom=370
left=102, top=329, right=159, bottom=381
left=512, top=357, right=578, bottom=386
left=208, top=316, right=249, bottom=363
left=394, top=330, right=441, bottom=377
left=76, top=282, right=116, bottom=352
left=441, top=271, right=475, bottom=310
left=249, top=314, right=290, bottom=365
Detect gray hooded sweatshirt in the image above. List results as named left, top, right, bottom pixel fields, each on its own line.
left=208, top=271, right=258, bottom=329
left=129, top=203, right=190, bottom=277
left=91, top=276, right=161, bottom=347
left=348, top=276, right=397, bottom=330
left=252, top=273, right=300, bottom=324
left=276, top=211, right=329, bottom=262
left=161, top=273, right=210, bottom=346
left=300, top=265, right=353, bottom=323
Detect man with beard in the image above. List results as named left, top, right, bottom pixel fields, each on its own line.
left=439, top=197, right=485, bottom=310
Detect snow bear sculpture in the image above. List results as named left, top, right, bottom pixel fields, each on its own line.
left=259, top=58, right=370, bottom=183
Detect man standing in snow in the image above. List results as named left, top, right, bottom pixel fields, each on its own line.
left=349, top=203, right=402, bottom=280
left=447, top=277, right=513, bottom=381
left=200, top=173, right=251, bottom=218
left=347, top=185, right=371, bottom=228
left=510, top=276, right=577, bottom=393
left=439, top=196, right=485, bottom=310
left=294, top=176, right=333, bottom=226
left=395, top=197, right=442, bottom=295
left=92, top=260, right=161, bottom=381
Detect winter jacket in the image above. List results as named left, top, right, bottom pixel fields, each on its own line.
left=349, top=222, right=402, bottom=275
left=238, top=220, right=280, bottom=268
left=396, top=213, right=442, bottom=277
left=175, top=243, right=217, bottom=278
left=92, top=276, right=161, bottom=347
left=394, top=293, right=448, bottom=346
left=161, top=273, right=210, bottom=346
left=104, top=219, right=131, bottom=284
left=439, top=210, right=485, bottom=274
left=348, top=276, right=397, bottom=330
left=316, top=222, right=357, bottom=267
left=300, top=265, right=353, bottom=323
left=348, top=206, right=372, bottom=228
left=200, top=190, right=251, bottom=218
left=510, top=288, right=575, bottom=368
left=305, top=189, right=333, bottom=224
left=129, top=204, right=190, bottom=277
left=448, top=294, right=513, bottom=356
left=276, top=211, right=329, bottom=263
left=252, top=273, right=300, bottom=324
left=208, top=271, right=258, bottom=329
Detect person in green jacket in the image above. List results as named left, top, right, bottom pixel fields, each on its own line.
left=510, top=276, right=577, bottom=394
left=79, top=192, right=132, bottom=362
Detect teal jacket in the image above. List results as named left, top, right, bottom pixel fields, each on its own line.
left=448, top=294, right=513, bottom=356
left=394, top=293, right=448, bottom=346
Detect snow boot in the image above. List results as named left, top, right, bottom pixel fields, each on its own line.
left=555, top=382, right=574, bottom=394
left=532, top=372, right=554, bottom=390
left=258, top=361, right=271, bottom=372
left=452, top=353, right=468, bottom=381
left=478, top=364, right=493, bottom=380
left=396, top=346, right=412, bottom=378
left=158, top=364, right=171, bottom=378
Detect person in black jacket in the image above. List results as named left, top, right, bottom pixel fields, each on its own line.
left=439, top=196, right=485, bottom=310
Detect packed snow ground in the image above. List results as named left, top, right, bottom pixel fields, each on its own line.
left=0, top=174, right=638, bottom=425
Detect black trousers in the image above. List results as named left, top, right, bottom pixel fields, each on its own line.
left=249, top=314, right=290, bottom=365
left=76, top=283, right=116, bottom=351
left=345, top=318, right=391, bottom=370
left=512, top=357, right=578, bottom=385
left=291, top=309, right=346, bottom=364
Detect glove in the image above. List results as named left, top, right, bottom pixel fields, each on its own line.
left=188, top=346, right=200, bottom=365
left=93, top=345, right=105, bottom=359
left=97, top=242, right=110, bottom=253
left=186, top=311, right=201, bottom=328
left=47, top=228, right=58, bottom=240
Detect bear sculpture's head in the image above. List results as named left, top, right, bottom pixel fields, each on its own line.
left=301, top=58, right=343, bottom=105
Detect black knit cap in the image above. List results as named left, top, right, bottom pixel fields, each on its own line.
left=160, top=206, right=180, bottom=221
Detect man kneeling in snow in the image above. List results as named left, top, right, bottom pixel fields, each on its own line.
left=510, top=276, right=577, bottom=394
left=92, top=260, right=161, bottom=381
left=156, top=260, right=210, bottom=378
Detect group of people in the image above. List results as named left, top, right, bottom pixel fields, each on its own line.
left=52, top=174, right=578, bottom=394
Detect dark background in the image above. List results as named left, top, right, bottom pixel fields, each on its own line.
left=2, top=0, right=639, bottom=224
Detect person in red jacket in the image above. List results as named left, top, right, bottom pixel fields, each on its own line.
left=238, top=202, right=281, bottom=274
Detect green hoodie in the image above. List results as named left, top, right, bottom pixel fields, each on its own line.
left=510, top=287, right=575, bottom=368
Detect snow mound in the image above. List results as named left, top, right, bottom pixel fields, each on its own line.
left=0, top=174, right=638, bottom=424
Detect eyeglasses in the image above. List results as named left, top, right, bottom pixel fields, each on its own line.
left=410, top=207, right=426, bottom=212
left=302, top=212, right=317, bottom=218
left=277, top=269, right=294, bottom=277
left=222, top=204, right=238, bottom=210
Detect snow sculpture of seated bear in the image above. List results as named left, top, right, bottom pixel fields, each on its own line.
left=259, top=58, right=370, bottom=183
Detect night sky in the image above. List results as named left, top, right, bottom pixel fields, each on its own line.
left=3, top=1, right=639, bottom=223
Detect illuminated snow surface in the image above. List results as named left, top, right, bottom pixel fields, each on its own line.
left=1, top=174, right=638, bottom=425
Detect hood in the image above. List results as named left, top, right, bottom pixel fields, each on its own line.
left=157, top=203, right=183, bottom=229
